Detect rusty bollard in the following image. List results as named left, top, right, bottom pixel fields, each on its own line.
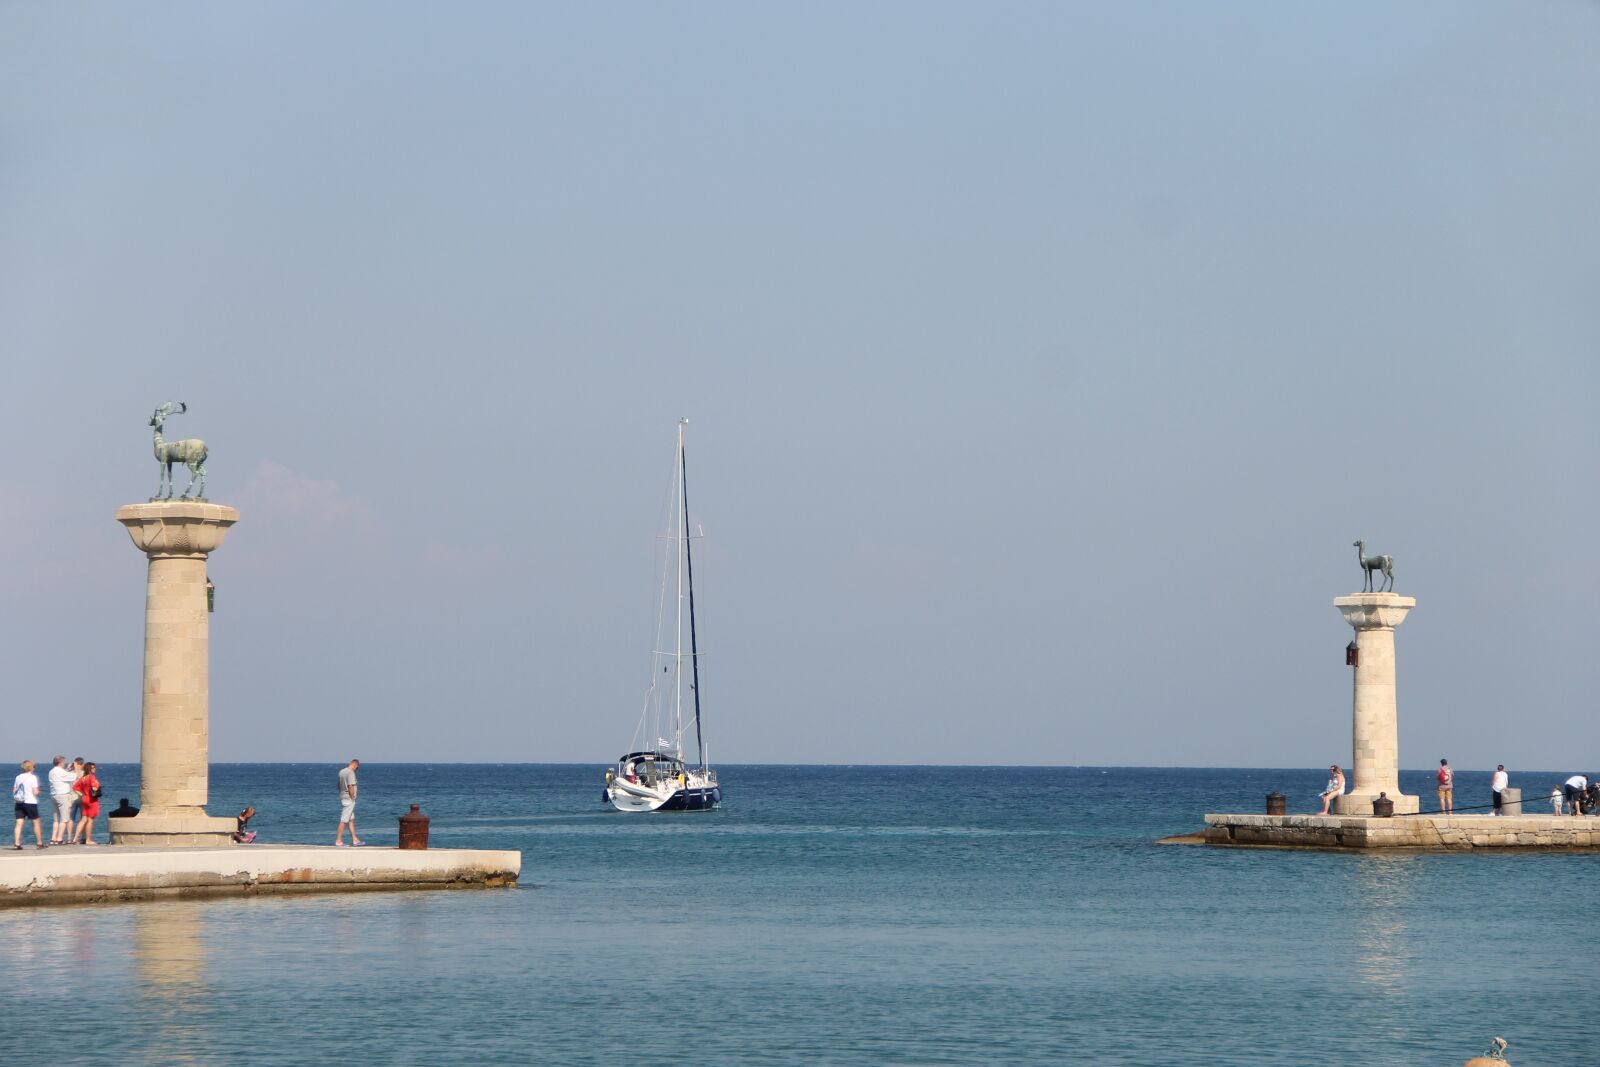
left=1265, top=792, right=1286, bottom=816
left=398, top=804, right=430, bottom=850
left=1372, top=792, right=1395, bottom=818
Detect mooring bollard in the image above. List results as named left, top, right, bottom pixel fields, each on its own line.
left=398, top=804, right=430, bottom=850
left=1265, top=792, right=1286, bottom=816
left=1372, top=792, right=1395, bottom=818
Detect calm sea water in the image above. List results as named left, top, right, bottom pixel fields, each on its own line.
left=5, top=764, right=1597, bottom=1065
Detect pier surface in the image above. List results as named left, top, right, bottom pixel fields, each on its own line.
left=0, top=844, right=520, bottom=907
left=1204, top=813, right=1600, bottom=850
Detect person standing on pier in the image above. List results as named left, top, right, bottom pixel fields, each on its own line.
left=1436, top=759, right=1454, bottom=814
left=47, top=756, right=75, bottom=844
left=72, top=763, right=101, bottom=845
left=335, top=759, right=364, bottom=847
left=1491, top=765, right=1509, bottom=815
left=68, top=757, right=85, bottom=829
left=12, top=760, right=45, bottom=849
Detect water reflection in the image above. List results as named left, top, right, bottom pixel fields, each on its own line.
left=1352, top=853, right=1419, bottom=994
left=133, top=903, right=213, bottom=1065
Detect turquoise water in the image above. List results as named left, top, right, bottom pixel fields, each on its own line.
left=5, top=764, right=1597, bottom=1065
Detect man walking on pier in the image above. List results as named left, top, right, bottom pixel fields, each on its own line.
left=1491, top=765, right=1508, bottom=815
left=1436, top=759, right=1454, bottom=814
left=335, top=759, right=363, bottom=847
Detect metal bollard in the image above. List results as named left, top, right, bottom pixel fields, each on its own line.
left=398, top=803, right=430, bottom=850
left=1265, top=792, right=1286, bottom=816
left=1372, top=792, right=1394, bottom=818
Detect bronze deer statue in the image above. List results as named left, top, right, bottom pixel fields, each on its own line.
left=1353, top=539, right=1394, bottom=593
left=150, top=402, right=208, bottom=501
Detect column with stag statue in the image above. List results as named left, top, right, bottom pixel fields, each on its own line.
left=109, top=403, right=239, bottom=845
left=1333, top=539, right=1418, bottom=816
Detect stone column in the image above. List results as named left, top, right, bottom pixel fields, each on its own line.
left=1333, top=592, right=1418, bottom=815
left=110, top=502, right=239, bottom=846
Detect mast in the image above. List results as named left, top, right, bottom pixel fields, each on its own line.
left=672, top=420, right=686, bottom=761
left=681, top=419, right=706, bottom=772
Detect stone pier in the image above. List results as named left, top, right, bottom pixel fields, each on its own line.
left=1333, top=592, right=1419, bottom=815
left=0, top=845, right=521, bottom=906
left=1203, top=813, right=1600, bottom=851
left=110, top=502, right=239, bottom=846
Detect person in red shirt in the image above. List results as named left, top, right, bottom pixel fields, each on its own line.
left=72, top=762, right=102, bottom=845
left=1436, top=758, right=1454, bottom=814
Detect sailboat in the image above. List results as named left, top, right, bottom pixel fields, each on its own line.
left=603, top=419, right=722, bottom=813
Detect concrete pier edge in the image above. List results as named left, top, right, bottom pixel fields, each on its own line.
left=0, top=845, right=521, bottom=908
left=1200, top=812, right=1600, bottom=850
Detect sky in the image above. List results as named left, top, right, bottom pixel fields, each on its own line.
left=1, top=2, right=1596, bottom=769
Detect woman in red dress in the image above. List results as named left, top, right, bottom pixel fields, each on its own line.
left=72, top=762, right=101, bottom=845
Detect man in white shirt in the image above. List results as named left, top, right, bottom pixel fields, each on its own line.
left=13, top=760, right=44, bottom=849
left=47, top=756, right=76, bottom=844
left=1490, top=764, right=1509, bottom=816
left=1563, top=774, right=1588, bottom=817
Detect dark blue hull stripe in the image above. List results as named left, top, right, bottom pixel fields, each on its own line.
left=657, top=786, right=722, bottom=812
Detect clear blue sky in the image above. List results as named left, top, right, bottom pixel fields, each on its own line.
left=2, top=3, right=1596, bottom=769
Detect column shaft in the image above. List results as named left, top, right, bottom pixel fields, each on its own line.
left=139, top=555, right=211, bottom=811
left=113, top=502, right=239, bottom=846
left=1333, top=593, right=1417, bottom=816
left=1349, top=627, right=1399, bottom=799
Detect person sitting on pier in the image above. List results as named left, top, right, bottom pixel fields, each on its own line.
left=108, top=798, right=139, bottom=819
left=233, top=806, right=257, bottom=843
left=1317, top=765, right=1345, bottom=815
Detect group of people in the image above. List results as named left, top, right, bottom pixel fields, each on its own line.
left=12, top=756, right=121, bottom=849
left=1552, top=774, right=1600, bottom=816
left=12, top=756, right=363, bottom=850
left=1315, top=759, right=1600, bottom=817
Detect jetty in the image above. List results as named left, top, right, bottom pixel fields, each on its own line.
left=1202, top=813, right=1600, bottom=851
left=8, top=462, right=522, bottom=907
left=0, top=844, right=520, bottom=907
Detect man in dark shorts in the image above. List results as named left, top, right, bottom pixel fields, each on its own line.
left=12, top=759, right=45, bottom=849
left=1562, top=774, right=1587, bottom=817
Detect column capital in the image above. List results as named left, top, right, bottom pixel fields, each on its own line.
left=1334, top=593, right=1416, bottom=631
left=116, top=502, right=239, bottom=559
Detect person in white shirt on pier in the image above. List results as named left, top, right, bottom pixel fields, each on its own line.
left=13, top=760, right=45, bottom=849
left=1490, top=765, right=1509, bottom=816
left=1562, top=774, right=1588, bottom=817
left=47, top=756, right=76, bottom=844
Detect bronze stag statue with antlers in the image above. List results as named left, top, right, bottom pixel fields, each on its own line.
left=149, top=402, right=208, bottom=501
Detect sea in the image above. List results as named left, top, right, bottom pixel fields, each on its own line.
left=4, top=763, right=1597, bottom=1066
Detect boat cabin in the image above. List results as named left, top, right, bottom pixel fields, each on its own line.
left=616, top=751, right=687, bottom=788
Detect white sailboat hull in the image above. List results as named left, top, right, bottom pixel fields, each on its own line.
left=605, top=767, right=722, bottom=813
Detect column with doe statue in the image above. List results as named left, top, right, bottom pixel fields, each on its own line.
left=110, top=403, right=238, bottom=845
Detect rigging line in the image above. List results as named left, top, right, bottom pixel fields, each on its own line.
left=681, top=427, right=707, bottom=772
